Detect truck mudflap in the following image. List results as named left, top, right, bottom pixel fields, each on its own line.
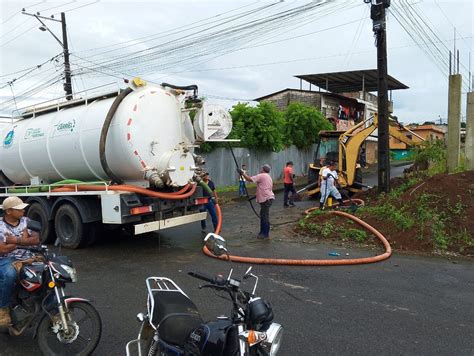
left=134, top=211, right=207, bottom=235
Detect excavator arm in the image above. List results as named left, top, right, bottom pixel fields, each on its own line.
left=388, top=121, right=424, bottom=147
left=338, top=115, right=378, bottom=186
left=338, top=114, right=424, bottom=186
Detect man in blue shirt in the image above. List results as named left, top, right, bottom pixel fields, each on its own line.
left=200, top=173, right=218, bottom=233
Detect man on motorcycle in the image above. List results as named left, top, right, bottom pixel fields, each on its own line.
left=0, top=196, right=40, bottom=327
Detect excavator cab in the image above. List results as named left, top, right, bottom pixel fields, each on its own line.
left=308, top=131, right=342, bottom=186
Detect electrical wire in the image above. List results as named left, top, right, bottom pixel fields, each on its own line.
left=0, top=22, right=37, bottom=46
left=71, top=1, right=352, bottom=80
left=390, top=1, right=471, bottom=91
left=52, top=0, right=100, bottom=15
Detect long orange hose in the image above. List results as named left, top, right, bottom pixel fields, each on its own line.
left=203, top=200, right=392, bottom=266
left=52, top=183, right=197, bottom=200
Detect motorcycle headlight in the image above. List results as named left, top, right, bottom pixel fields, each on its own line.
left=61, top=264, right=77, bottom=282
left=260, top=323, right=283, bottom=355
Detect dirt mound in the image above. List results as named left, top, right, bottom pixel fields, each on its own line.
left=303, top=170, right=474, bottom=256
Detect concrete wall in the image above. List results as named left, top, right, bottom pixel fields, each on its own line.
left=201, top=145, right=317, bottom=187
left=466, top=92, right=474, bottom=170
left=262, top=90, right=322, bottom=111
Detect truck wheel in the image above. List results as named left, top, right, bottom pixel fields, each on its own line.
left=27, top=203, right=54, bottom=244
left=54, top=204, right=88, bottom=249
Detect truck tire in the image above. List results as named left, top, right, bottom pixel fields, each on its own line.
left=54, top=204, right=93, bottom=249
left=26, top=203, right=54, bottom=243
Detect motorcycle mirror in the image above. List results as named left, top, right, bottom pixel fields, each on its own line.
left=204, top=233, right=228, bottom=257
left=27, top=220, right=42, bottom=233
left=243, top=266, right=253, bottom=279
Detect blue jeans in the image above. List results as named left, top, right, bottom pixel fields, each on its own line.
left=259, top=199, right=273, bottom=237
left=200, top=199, right=218, bottom=231
left=0, top=257, right=17, bottom=308
left=239, top=181, right=246, bottom=196
left=283, top=183, right=296, bottom=205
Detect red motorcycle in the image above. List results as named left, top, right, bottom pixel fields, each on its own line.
left=7, top=220, right=102, bottom=355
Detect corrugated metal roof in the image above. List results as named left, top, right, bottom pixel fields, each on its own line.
left=295, top=69, right=409, bottom=93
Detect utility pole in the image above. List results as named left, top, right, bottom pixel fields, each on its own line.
left=367, top=0, right=391, bottom=193
left=22, top=10, right=73, bottom=100
left=61, top=12, right=73, bottom=100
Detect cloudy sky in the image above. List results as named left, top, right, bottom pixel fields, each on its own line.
left=1, top=0, right=473, bottom=124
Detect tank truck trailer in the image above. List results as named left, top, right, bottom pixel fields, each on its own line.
left=0, top=78, right=233, bottom=248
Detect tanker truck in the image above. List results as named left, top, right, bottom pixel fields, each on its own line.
left=0, top=78, right=233, bottom=248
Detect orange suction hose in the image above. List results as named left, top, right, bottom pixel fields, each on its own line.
left=203, top=199, right=392, bottom=266
left=52, top=183, right=197, bottom=200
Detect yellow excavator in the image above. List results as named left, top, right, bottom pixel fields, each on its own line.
left=305, top=113, right=424, bottom=196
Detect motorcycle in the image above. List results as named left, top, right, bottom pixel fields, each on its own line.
left=6, top=220, right=102, bottom=355
left=126, top=233, right=283, bottom=356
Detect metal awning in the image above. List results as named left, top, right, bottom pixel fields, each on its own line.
left=295, top=69, right=408, bottom=93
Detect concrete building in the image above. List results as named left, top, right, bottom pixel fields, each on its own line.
left=390, top=124, right=445, bottom=150
left=254, top=69, right=409, bottom=165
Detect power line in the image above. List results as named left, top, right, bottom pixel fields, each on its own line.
left=0, top=53, right=63, bottom=87
left=72, top=1, right=352, bottom=79
left=0, top=23, right=37, bottom=47
left=52, top=0, right=100, bottom=15
left=389, top=1, right=470, bottom=92
left=35, top=1, right=76, bottom=14
left=1, top=1, right=44, bottom=25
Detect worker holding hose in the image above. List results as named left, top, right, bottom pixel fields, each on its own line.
left=200, top=173, right=219, bottom=233
left=238, top=164, right=274, bottom=239
left=320, top=161, right=344, bottom=209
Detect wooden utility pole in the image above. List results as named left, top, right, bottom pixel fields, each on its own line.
left=369, top=0, right=391, bottom=193
left=22, top=11, right=73, bottom=100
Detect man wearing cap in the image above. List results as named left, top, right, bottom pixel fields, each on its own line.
left=238, top=164, right=274, bottom=239
left=320, top=161, right=344, bottom=209
left=0, top=196, right=40, bottom=327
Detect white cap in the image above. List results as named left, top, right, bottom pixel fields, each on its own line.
left=1, top=196, right=29, bottom=210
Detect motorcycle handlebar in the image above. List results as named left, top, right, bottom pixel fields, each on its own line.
left=188, top=271, right=216, bottom=284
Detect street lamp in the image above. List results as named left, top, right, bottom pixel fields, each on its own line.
left=22, top=10, right=73, bottom=100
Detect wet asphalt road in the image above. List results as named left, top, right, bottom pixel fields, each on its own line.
left=1, top=165, right=473, bottom=356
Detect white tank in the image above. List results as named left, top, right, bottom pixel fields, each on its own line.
left=0, top=84, right=207, bottom=187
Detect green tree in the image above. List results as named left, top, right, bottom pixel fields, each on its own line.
left=283, top=102, right=333, bottom=150
left=229, top=101, right=285, bottom=151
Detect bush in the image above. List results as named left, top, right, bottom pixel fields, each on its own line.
left=412, top=140, right=446, bottom=174
left=229, top=102, right=285, bottom=152
left=284, top=103, right=333, bottom=150
left=343, top=228, right=368, bottom=242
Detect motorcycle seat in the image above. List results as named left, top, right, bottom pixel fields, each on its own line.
left=151, top=291, right=203, bottom=347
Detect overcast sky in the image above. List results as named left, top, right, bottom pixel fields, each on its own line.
left=1, top=0, right=473, bottom=124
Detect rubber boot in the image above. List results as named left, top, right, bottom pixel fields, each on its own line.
left=0, top=308, right=11, bottom=327
left=319, top=202, right=324, bottom=209
left=338, top=198, right=344, bottom=207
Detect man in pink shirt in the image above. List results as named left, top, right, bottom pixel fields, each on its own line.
left=239, top=164, right=274, bottom=239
